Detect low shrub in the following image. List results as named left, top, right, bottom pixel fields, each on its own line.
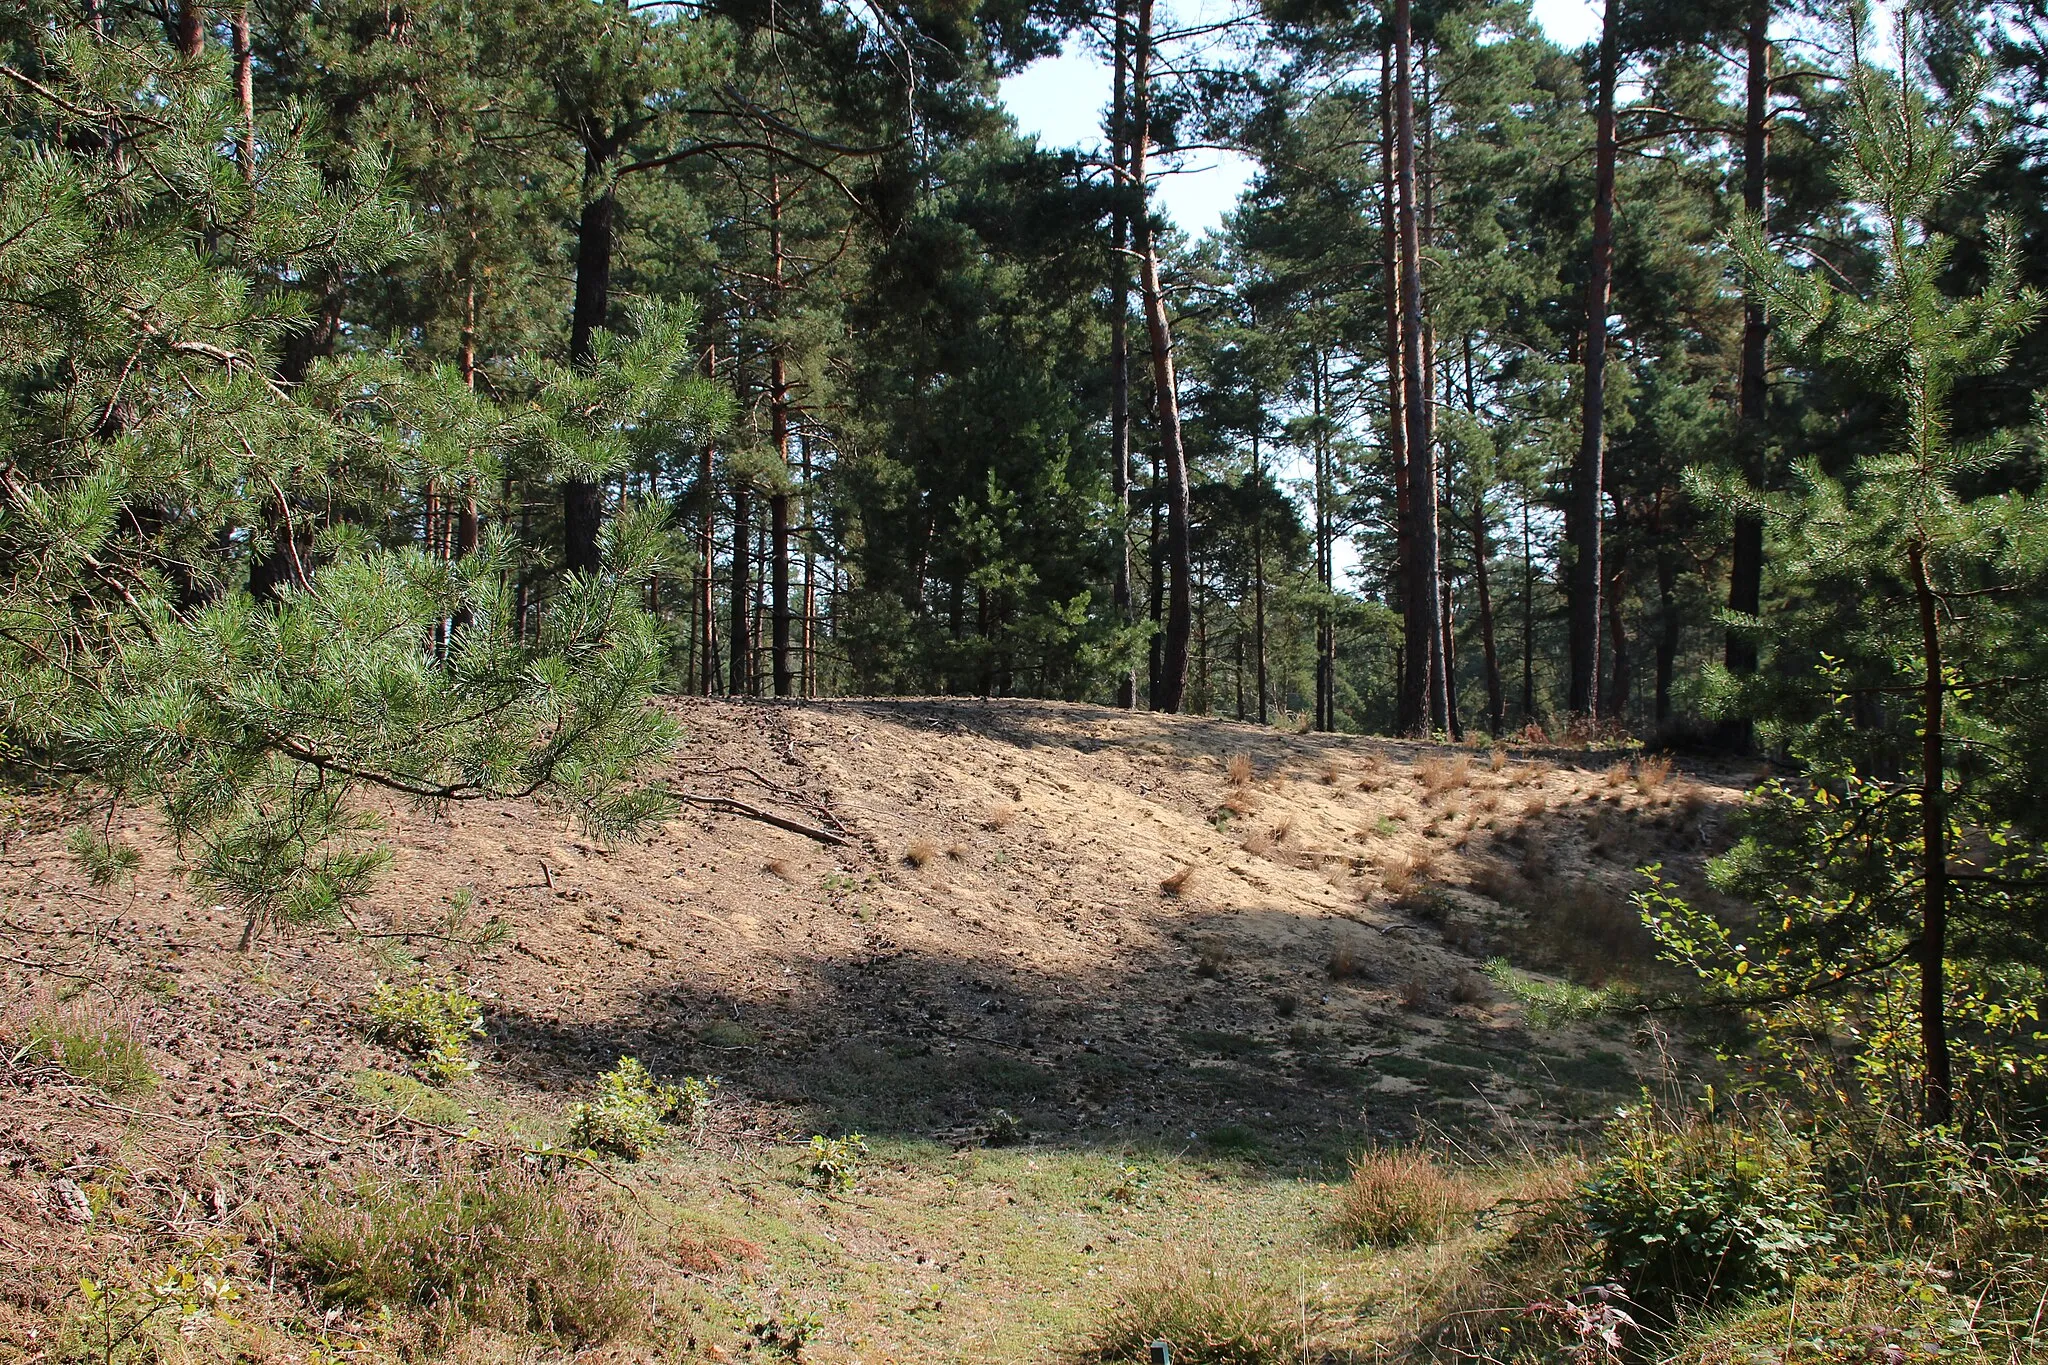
left=1668, top=1263, right=1989, bottom=1364
left=362, top=979, right=483, bottom=1084
left=1333, top=1148, right=1473, bottom=1248
left=1581, top=1106, right=1832, bottom=1322
left=22, top=1001, right=157, bottom=1095
left=1086, top=1260, right=1326, bottom=1364
left=808, top=1132, right=869, bottom=1192
left=296, top=1166, right=639, bottom=1346
left=565, top=1056, right=716, bottom=1159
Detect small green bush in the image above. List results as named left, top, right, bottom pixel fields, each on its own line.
left=1581, top=1106, right=1832, bottom=1319
left=565, top=1057, right=716, bottom=1160
left=1333, top=1148, right=1473, bottom=1248
left=296, top=1167, right=638, bottom=1345
left=808, top=1132, right=868, bottom=1192
left=1087, top=1261, right=1326, bottom=1364
left=25, top=1005, right=158, bottom=1095
left=362, top=979, right=483, bottom=1084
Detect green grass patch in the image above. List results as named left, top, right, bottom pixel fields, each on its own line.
left=349, top=1068, right=469, bottom=1126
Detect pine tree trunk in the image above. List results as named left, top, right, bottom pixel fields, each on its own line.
left=1656, top=545, right=1678, bottom=723
left=564, top=151, right=614, bottom=576
left=1570, top=0, right=1620, bottom=718
left=1111, top=0, right=1137, bottom=710
left=1131, top=0, right=1191, bottom=713
left=699, top=346, right=718, bottom=696
left=1252, top=428, right=1269, bottom=725
left=1473, top=501, right=1503, bottom=736
left=1724, top=0, right=1772, bottom=750
left=173, top=1, right=205, bottom=57
left=1522, top=498, right=1536, bottom=724
left=1382, top=44, right=1413, bottom=730
left=729, top=482, right=751, bottom=695
left=232, top=4, right=255, bottom=182
left=1910, top=544, right=1952, bottom=1127
left=770, top=355, right=793, bottom=698
left=1394, top=0, right=1440, bottom=737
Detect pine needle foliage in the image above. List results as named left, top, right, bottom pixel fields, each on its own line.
left=0, top=16, right=717, bottom=938
left=1665, top=7, right=2048, bottom=1129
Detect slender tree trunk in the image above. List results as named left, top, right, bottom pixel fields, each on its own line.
left=1910, top=544, right=1952, bottom=1127
left=1522, top=497, right=1535, bottom=724
left=1473, top=501, right=1503, bottom=736
left=768, top=177, right=794, bottom=698
left=1110, top=0, right=1137, bottom=710
left=699, top=346, right=718, bottom=696
left=232, top=4, right=255, bottom=182
left=1383, top=44, right=1413, bottom=728
left=1394, top=0, right=1440, bottom=736
left=1252, top=427, right=1269, bottom=725
left=1655, top=546, right=1678, bottom=722
left=801, top=429, right=816, bottom=698
left=1313, top=356, right=1331, bottom=732
left=1605, top=562, right=1631, bottom=721
left=1724, top=0, right=1772, bottom=750
left=1570, top=0, right=1621, bottom=718
left=729, top=481, right=751, bottom=695
left=1131, top=0, right=1191, bottom=713
left=770, top=359, right=793, bottom=698
left=564, top=147, right=615, bottom=576
left=172, top=1, right=205, bottom=58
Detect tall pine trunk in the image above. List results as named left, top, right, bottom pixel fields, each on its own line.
left=768, top=178, right=795, bottom=698
left=1473, top=500, right=1503, bottom=736
left=1394, top=0, right=1440, bottom=737
left=1383, top=43, right=1414, bottom=730
left=1132, top=0, right=1191, bottom=713
left=1111, top=0, right=1137, bottom=710
left=699, top=346, right=719, bottom=696
left=564, top=148, right=615, bottom=576
left=1252, top=425, right=1269, bottom=725
left=1724, top=0, right=1772, bottom=749
left=1910, top=543, right=1952, bottom=1127
left=729, top=481, right=751, bottom=695
left=1570, top=0, right=1620, bottom=718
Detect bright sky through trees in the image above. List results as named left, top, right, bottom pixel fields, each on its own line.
left=997, top=0, right=1605, bottom=236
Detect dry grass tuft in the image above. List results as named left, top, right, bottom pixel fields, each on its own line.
left=762, top=858, right=793, bottom=881
left=903, top=838, right=939, bottom=869
left=1271, top=816, right=1295, bottom=844
left=1225, top=752, right=1255, bottom=787
left=1222, top=789, right=1257, bottom=818
left=1087, top=1259, right=1327, bottom=1365
left=1160, top=865, right=1196, bottom=897
left=1489, top=748, right=1510, bottom=774
left=1193, top=936, right=1234, bottom=978
left=1400, top=976, right=1432, bottom=1011
left=1416, top=754, right=1473, bottom=801
left=1633, top=755, right=1675, bottom=793
left=945, top=843, right=969, bottom=861
left=984, top=802, right=1019, bottom=831
left=1604, top=760, right=1633, bottom=788
left=1332, top=1149, right=1476, bottom=1247
left=1327, top=936, right=1373, bottom=981
left=1240, top=829, right=1277, bottom=858
left=1477, top=791, right=1500, bottom=813
left=1520, top=795, right=1549, bottom=817
left=1319, top=758, right=1345, bottom=785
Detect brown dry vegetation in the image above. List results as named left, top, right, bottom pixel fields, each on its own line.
left=0, top=697, right=1753, bottom=1363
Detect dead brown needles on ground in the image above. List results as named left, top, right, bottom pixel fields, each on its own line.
left=903, top=838, right=939, bottom=869
left=1160, top=865, right=1196, bottom=897
left=1225, top=752, right=1254, bottom=786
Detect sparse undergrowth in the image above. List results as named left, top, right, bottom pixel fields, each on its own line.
left=1086, top=1259, right=1328, bottom=1365
left=295, top=1166, right=640, bottom=1347
left=17, top=999, right=159, bottom=1096
left=362, top=979, right=484, bottom=1085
